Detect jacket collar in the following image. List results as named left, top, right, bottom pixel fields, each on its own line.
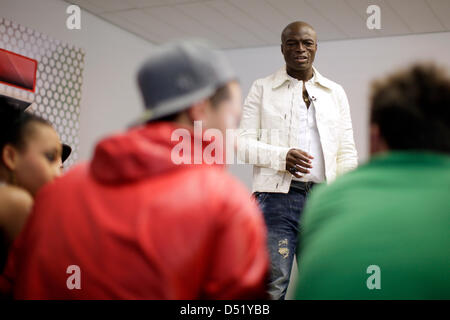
left=272, top=66, right=333, bottom=90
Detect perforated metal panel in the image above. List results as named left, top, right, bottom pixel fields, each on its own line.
left=0, top=17, right=84, bottom=168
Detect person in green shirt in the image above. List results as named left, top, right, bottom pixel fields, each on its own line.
left=294, top=63, right=450, bottom=300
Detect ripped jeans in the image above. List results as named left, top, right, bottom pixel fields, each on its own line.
left=254, top=181, right=315, bottom=300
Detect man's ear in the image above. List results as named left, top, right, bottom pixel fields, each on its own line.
left=186, top=99, right=210, bottom=122
left=280, top=44, right=284, bottom=55
left=370, top=123, right=389, bottom=155
left=2, top=144, right=19, bottom=171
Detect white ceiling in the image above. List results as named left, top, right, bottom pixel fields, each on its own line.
left=66, top=0, right=450, bottom=49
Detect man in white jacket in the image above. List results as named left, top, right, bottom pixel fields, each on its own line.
left=238, top=21, right=358, bottom=300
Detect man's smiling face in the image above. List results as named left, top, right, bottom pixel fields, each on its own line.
left=281, top=23, right=317, bottom=73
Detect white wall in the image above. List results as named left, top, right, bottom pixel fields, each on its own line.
left=225, top=31, right=450, bottom=189
left=0, top=0, right=154, bottom=161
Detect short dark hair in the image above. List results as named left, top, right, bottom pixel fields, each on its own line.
left=0, top=97, right=50, bottom=154
left=281, top=21, right=315, bottom=44
left=370, top=63, right=450, bottom=153
left=150, top=82, right=232, bottom=123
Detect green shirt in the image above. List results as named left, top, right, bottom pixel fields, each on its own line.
left=294, top=151, right=450, bottom=300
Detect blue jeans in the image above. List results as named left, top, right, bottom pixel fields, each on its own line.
left=254, top=182, right=314, bottom=300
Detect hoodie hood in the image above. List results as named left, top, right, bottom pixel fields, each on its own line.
left=90, top=122, right=225, bottom=184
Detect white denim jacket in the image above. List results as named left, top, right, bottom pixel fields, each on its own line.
left=238, top=66, right=358, bottom=193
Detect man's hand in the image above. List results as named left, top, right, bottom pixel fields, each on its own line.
left=286, top=149, right=314, bottom=179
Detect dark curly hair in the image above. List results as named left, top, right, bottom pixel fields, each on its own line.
left=0, top=96, right=50, bottom=157
left=370, top=63, right=450, bottom=153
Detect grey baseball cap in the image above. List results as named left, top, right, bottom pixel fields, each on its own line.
left=131, top=40, right=236, bottom=126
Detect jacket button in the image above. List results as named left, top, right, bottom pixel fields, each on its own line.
left=276, top=183, right=279, bottom=188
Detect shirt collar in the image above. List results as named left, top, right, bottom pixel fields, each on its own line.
left=272, top=66, right=333, bottom=90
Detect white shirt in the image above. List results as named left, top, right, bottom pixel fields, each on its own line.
left=288, top=73, right=325, bottom=183
left=238, top=66, right=358, bottom=193
left=291, top=100, right=326, bottom=183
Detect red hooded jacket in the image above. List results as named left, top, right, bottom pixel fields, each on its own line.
left=1, top=122, right=269, bottom=299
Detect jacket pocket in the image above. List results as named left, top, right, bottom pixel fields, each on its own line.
left=261, top=112, right=284, bottom=130
left=260, top=167, right=277, bottom=175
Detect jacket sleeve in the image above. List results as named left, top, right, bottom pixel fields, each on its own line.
left=202, top=179, right=269, bottom=299
left=237, top=80, right=291, bottom=172
left=335, top=85, right=358, bottom=176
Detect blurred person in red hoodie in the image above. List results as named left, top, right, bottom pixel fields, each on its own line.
left=0, top=41, right=269, bottom=299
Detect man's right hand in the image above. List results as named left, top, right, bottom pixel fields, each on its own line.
left=286, top=149, right=314, bottom=179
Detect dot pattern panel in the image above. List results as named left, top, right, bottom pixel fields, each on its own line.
left=0, top=17, right=85, bottom=168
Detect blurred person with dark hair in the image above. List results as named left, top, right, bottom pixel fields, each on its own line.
left=0, top=98, right=65, bottom=273
left=294, top=63, right=450, bottom=299
left=1, top=41, right=269, bottom=299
